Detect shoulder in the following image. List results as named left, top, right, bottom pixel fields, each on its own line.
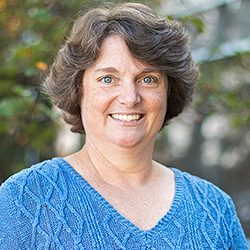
left=0, top=159, right=60, bottom=246
left=0, top=158, right=83, bottom=248
left=173, top=168, right=248, bottom=248
left=173, top=168, right=236, bottom=220
left=174, top=168, right=231, bottom=201
left=0, top=158, right=69, bottom=204
left=1, top=158, right=62, bottom=185
left=0, top=158, right=71, bottom=229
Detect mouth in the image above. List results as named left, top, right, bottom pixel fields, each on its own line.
left=109, top=113, right=144, bottom=122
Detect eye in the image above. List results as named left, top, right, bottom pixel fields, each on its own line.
left=142, top=76, right=157, bottom=85
left=100, top=76, right=113, bottom=84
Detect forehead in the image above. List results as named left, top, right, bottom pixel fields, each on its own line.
left=92, top=35, right=153, bottom=72
left=98, top=35, right=130, bottom=57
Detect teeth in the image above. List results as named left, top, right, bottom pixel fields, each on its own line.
left=111, top=114, right=142, bottom=121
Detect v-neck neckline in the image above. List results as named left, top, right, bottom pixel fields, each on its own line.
left=55, top=157, right=184, bottom=236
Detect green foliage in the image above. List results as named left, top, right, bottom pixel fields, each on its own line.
left=0, top=0, right=79, bottom=181
left=197, top=55, right=250, bottom=129
left=180, top=15, right=205, bottom=33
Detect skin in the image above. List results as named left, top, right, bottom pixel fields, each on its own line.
left=66, top=35, right=175, bottom=230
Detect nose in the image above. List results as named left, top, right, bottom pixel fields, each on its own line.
left=118, top=81, right=141, bottom=108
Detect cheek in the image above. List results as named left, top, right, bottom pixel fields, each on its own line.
left=146, top=92, right=167, bottom=113
left=81, top=89, right=113, bottom=119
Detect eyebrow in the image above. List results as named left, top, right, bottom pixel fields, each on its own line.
left=94, top=66, right=160, bottom=74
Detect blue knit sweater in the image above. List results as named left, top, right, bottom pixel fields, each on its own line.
left=0, top=158, right=248, bottom=249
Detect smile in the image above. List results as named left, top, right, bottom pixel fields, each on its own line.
left=110, top=113, right=144, bottom=122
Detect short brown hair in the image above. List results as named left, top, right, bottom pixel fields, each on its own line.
left=44, top=3, right=199, bottom=134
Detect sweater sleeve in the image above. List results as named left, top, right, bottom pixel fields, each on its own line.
left=228, top=198, right=249, bottom=250
left=0, top=182, right=26, bottom=249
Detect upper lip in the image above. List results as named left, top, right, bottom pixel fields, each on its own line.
left=109, top=112, right=144, bottom=115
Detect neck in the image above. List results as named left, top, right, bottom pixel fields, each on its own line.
left=75, top=137, right=156, bottom=188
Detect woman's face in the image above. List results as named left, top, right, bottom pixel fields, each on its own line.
left=81, top=35, right=168, bottom=149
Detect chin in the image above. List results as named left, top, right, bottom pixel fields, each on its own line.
left=111, top=136, right=143, bottom=148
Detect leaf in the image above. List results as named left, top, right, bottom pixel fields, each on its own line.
left=31, top=9, right=52, bottom=22
left=12, top=85, right=33, bottom=97
left=181, top=16, right=205, bottom=33
left=0, top=98, right=25, bottom=117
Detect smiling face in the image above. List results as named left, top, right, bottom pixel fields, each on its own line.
left=81, top=35, right=168, bottom=149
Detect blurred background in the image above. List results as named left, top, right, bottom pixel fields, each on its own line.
left=0, top=0, right=249, bottom=239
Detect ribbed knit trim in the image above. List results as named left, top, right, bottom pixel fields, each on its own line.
left=54, top=157, right=184, bottom=238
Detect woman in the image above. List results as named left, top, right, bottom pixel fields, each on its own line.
left=0, top=3, right=248, bottom=249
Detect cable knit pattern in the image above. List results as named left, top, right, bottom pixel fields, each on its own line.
left=0, top=158, right=248, bottom=249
